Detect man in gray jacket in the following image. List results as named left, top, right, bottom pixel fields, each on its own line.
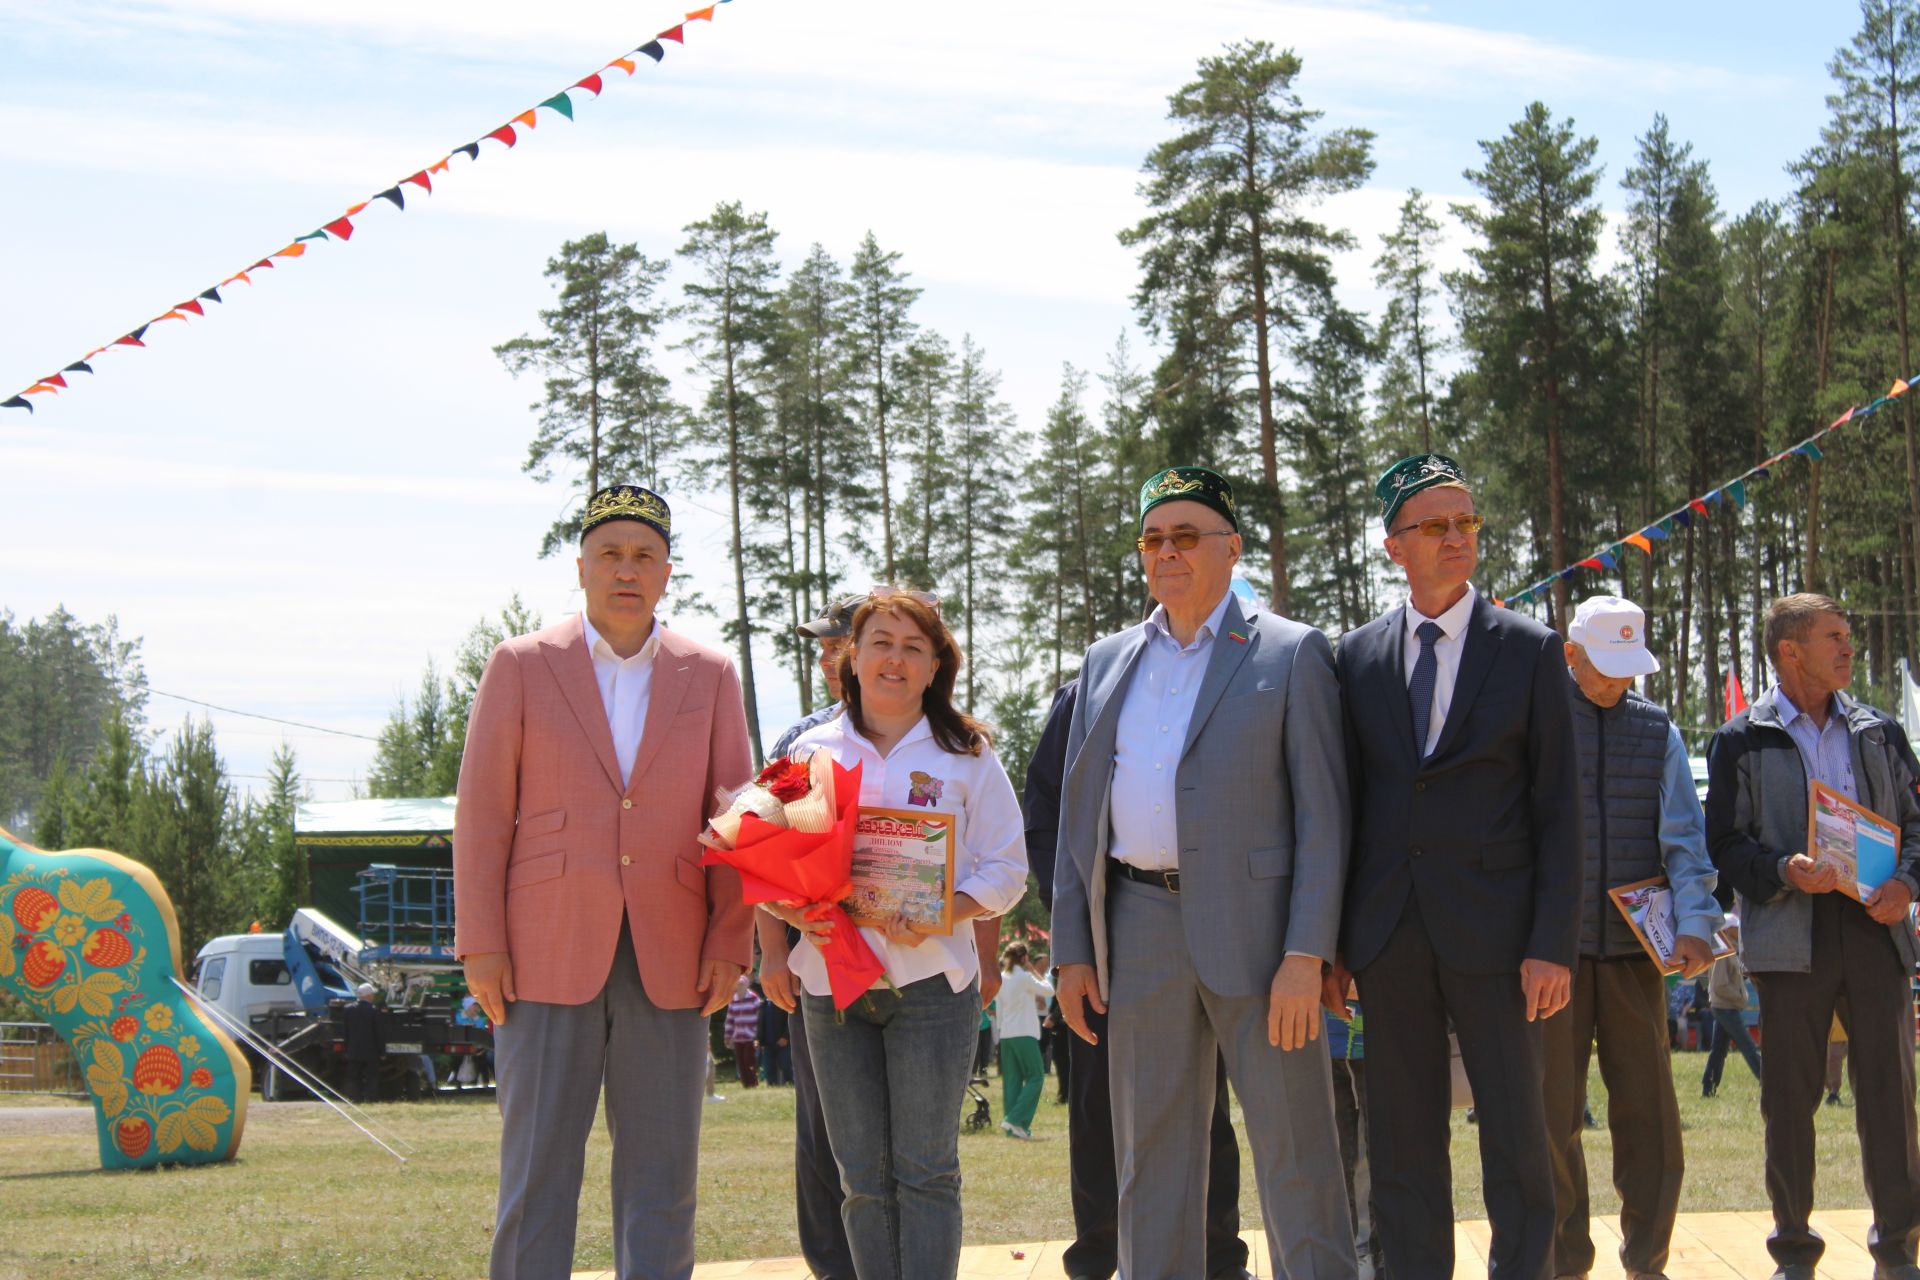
left=1545, top=596, right=1721, bottom=1280
left=1054, top=466, right=1354, bottom=1280
left=1705, top=592, right=1920, bottom=1280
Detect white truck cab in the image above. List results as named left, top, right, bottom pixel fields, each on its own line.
left=193, top=933, right=303, bottom=1027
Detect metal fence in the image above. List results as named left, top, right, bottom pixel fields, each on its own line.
left=0, top=1022, right=82, bottom=1097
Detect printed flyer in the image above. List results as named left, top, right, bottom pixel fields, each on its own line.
left=846, top=807, right=956, bottom=935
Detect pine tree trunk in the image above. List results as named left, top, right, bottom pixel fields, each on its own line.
left=724, top=338, right=765, bottom=767
left=1537, top=179, right=1570, bottom=631
left=1244, top=120, right=1288, bottom=617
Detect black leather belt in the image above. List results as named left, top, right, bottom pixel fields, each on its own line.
left=1110, top=858, right=1180, bottom=894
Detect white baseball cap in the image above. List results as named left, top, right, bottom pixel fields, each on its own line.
left=1568, top=595, right=1661, bottom=678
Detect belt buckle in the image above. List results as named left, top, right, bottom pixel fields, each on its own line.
left=1160, top=869, right=1180, bottom=894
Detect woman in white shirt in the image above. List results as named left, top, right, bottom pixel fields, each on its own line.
left=765, top=587, right=1028, bottom=1280
left=992, top=941, right=1054, bottom=1140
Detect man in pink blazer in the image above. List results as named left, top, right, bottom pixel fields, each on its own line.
left=455, top=483, right=754, bottom=1280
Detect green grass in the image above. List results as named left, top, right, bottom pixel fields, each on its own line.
left=0, top=1051, right=1872, bottom=1279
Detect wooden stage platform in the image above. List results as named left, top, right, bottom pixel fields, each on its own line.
left=562, top=1209, right=1874, bottom=1279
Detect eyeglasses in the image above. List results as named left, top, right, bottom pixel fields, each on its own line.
left=867, top=585, right=941, bottom=610
left=1136, top=529, right=1236, bottom=554
left=1388, top=514, right=1485, bottom=539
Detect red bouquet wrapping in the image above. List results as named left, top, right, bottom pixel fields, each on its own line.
left=700, top=754, right=886, bottom=1009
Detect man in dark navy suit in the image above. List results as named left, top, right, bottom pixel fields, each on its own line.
left=1329, top=454, right=1583, bottom=1280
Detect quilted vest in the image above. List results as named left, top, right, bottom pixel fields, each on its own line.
left=1571, top=685, right=1671, bottom=957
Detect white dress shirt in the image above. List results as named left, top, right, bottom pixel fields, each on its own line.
left=993, top=965, right=1055, bottom=1041
left=786, top=714, right=1030, bottom=996
left=581, top=613, right=662, bottom=786
left=1109, top=590, right=1234, bottom=871
left=1402, top=583, right=1477, bottom=758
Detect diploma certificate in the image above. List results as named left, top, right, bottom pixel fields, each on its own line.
left=845, top=807, right=957, bottom=935
left=1806, top=780, right=1900, bottom=903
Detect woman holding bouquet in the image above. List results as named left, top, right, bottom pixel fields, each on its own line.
left=767, top=587, right=1029, bottom=1280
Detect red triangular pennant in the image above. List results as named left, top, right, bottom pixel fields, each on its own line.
left=487, top=124, right=518, bottom=148
left=403, top=170, right=432, bottom=193
left=324, top=217, right=356, bottom=241
left=178, top=300, right=205, bottom=317
left=658, top=24, right=685, bottom=42
left=574, top=73, right=604, bottom=96
left=39, top=373, right=68, bottom=389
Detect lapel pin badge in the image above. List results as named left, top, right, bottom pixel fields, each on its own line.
left=1228, top=631, right=1249, bottom=644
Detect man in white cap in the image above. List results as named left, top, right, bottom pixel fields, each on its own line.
left=1545, top=595, right=1722, bottom=1280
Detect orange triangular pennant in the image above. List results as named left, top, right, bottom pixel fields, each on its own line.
left=514, top=109, right=538, bottom=128
left=607, top=57, right=637, bottom=74
left=686, top=6, right=715, bottom=20
left=1895, top=379, right=1911, bottom=397
left=1624, top=533, right=1653, bottom=554
left=23, top=384, right=58, bottom=395
left=153, top=310, right=187, bottom=323
left=346, top=201, right=369, bottom=216
left=428, top=156, right=451, bottom=175
left=273, top=243, right=307, bottom=259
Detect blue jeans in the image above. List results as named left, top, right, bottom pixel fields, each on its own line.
left=1702, top=1006, right=1762, bottom=1091
left=802, top=976, right=981, bottom=1280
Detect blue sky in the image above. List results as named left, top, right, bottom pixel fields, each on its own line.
left=1, top=0, right=1865, bottom=799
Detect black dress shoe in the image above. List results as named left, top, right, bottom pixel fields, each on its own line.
left=1207, top=1271, right=1255, bottom=1280
left=1768, top=1265, right=1814, bottom=1280
left=1873, top=1263, right=1920, bottom=1280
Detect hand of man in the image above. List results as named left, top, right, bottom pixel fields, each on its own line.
left=463, top=951, right=516, bottom=1026
left=1057, top=962, right=1106, bottom=1045
left=1322, top=956, right=1355, bottom=1021
left=1520, top=958, right=1571, bottom=1022
left=1267, top=954, right=1325, bottom=1051
left=1784, top=853, right=1839, bottom=895
left=1866, top=876, right=1916, bottom=924
left=697, top=960, right=744, bottom=1017
left=1671, top=934, right=1716, bottom=980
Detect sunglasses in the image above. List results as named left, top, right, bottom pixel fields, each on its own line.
left=867, top=584, right=941, bottom=610
left=1388, top=514, right=1485, bottom=539
left=1136, top=529, right=1235, bottom=554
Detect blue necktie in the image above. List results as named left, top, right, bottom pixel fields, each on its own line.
left=1409, top=620, right=1443, bottom=758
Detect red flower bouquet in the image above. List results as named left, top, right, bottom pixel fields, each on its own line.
left=700, top=750, right=885, bottom=1008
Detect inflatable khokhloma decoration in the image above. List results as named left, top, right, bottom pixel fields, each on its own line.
left=0, top=826, right=249, bottom=1168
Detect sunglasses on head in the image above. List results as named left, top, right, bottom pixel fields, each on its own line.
left=867, top=585, right=941, bottom=610
left=1136, top=529, right=1235, bottom=554
left=1389, top=514, right=1485, bottom=539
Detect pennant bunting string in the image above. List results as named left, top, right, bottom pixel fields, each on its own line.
left=4, top=4, right=737, bottom=412
left=1498, top=377, right=1918, bottom=607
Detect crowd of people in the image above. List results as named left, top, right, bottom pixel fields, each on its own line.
left=449, top=462, right=1920, bottom=1280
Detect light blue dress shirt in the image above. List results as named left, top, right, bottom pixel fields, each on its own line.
left=1776, top=687, right=1859, bottom=801
left=1108, top=591, right=1235, bottom=872
left=1657, top=722, right=1724, bottom=942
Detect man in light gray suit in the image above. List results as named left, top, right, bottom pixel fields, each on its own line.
left=1055, top=466, right=1356, bottom=1280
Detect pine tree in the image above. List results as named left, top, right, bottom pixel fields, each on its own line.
left=680, top=201, right=782, bottom=766
left=496, top=232, right=678, bottom=555
left=947, top=336, right=1022, bottom=714
left=1374, top=189, right=1450, bottom=456
left=1451, top=103, right=1616, bottom=628
left=1122, top=40, right=1374, bottom=616
left=847, top=233, right=922, bottom=581
left=774, top=244, right=858, bottom=689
